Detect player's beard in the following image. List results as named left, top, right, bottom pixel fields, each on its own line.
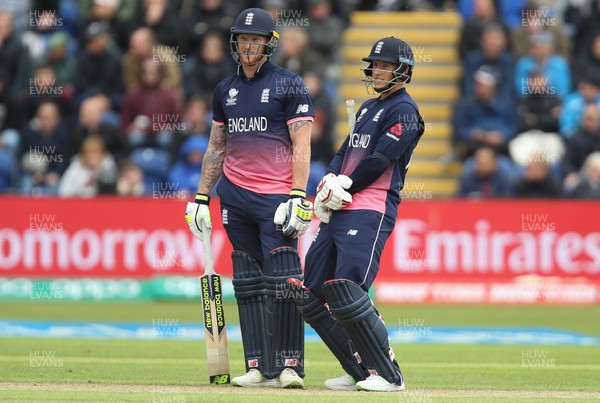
left=238, top=43, right=266, bottom=66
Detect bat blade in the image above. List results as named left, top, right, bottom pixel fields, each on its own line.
left=200, top=272, right=230, bottom=385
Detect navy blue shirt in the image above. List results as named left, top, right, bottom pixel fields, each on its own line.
left=212, top=60, right=314, bottom=194
left=329, top=87, right=424, bottom=215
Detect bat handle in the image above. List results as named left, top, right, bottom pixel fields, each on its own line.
left=201, top=221, right=215, bottom=275
left=346, top=99, right=356, bottom=134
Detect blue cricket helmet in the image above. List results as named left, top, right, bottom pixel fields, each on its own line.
left=230, top=8, right=279, bottom=65
left=362, top=36, right=415, bottom=87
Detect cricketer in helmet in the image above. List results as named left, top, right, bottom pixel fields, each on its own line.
left=186, top=7, right=315, bottom=390
left=361, top=36, right=415, bottom=94
left=229, top=7, right=280, bottom=66
left=287, top=35, right=425, bottom=392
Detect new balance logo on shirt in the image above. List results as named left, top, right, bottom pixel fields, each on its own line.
left=296, top=104, right=309, bottom=113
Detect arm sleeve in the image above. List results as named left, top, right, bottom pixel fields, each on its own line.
left=283, top=74, right=314, bottom=124
left=347, top=152, right=390, bottom=193
left=211, top=83, right=225, bottom=125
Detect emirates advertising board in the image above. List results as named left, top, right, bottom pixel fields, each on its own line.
left=0, top=197, right=598, bottom=304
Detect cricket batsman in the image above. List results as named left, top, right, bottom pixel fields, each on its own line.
left=184, top=8, right=314, bottom=388
left=289, top=36, right=425, bottom=391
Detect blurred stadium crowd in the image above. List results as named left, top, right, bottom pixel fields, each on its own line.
left=0, top=0, right=598, bottom=199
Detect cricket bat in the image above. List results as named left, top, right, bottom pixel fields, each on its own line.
left=200, top=222, right=230, bottom=385
left=346, top=99, right=356, bottom=134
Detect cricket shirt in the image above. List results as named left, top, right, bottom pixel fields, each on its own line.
left=212, top=60, right=314, bottom=194
left=330, top=87, right=424, bottom=215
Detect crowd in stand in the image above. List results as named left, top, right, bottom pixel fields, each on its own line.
left=453, top=0, right=600, bottom=199
left=0, top=0, right=598, bottom=199
left=0, top=0, right=350, bottom=197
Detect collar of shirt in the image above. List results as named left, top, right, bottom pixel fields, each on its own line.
left=378, top=86, right=407, bottom=102
left=237, top=59, right=275, bottom=80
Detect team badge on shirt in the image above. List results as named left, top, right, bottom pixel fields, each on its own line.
left=261, top=88, right=270, bottom=103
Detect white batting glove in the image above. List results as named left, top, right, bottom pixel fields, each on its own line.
left=316, top=173, right=353, bottom=210
left=274, top=190, right=314, bottom=238
left=313, top=197, right=331, bottom=224
left=185, top=193, right=212, bottom=241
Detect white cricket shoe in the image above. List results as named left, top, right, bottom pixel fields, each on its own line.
left=278, top=368, right=304, bottom=389
left=324, top=374, right=356, bottom=391
left=231, top=369, right=281, bottom=387
left=355, top=374, right=405, bottom=392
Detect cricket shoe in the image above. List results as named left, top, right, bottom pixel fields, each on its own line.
left=355, top=374, right=405, bottom=392
left=231, top=369, right=281, bottom=387
left=324, top=374, right=356, bottom=391
left=278, top=368, right=304, bottom=389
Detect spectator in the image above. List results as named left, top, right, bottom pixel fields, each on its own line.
left=462, top=22, right=514, bottom=98
left=79, top=0, right=139, bottom=51
left=58, top=135, right=118, bottom=197
left=302, top=70, right=335, bottom=165
left=0, top=0, right=31, bottom=37
left=167, top=135, right=208, bottom=195
left=559, top=71, right=600, bottom=138
left=458, top=146, right=514, bottom=198
left=20, top=64, right=74, bottom=122
left=514, top=156, right=562, bottom=198
left=171, top=97, right=210, bottom=159
left=128, top=0, right=181, bottom=48
left=0, top=68, right=21, bottom=156
left=184, top=31, right=236, bottom=98
left=570, top=0, right=600, bottom=58
left=573, top=31, right=600, bottom=86
left=121, top=58, right=181, bottom=149
left=516, top=71, right=561, bottom=133
left=183, top=0, right=236, bottom=53
left=72, top=95, right=129, bottom=161
left=273, top=27, right=323, bottom=75
left=572, top=152, right=600, bottom=198
left=122, top=27, right=182, bottom=91
left=514, top=32, right=571, bottom=99
left=20, top=6, right=64, bottom=60
left=76, top=21, right=123, bottom=106
left=453, top=66, right=516, bottom=158
left=116, top=159, right=145, bottom=196
left=306, top=0, right=344, bottom=70
left=458, top=0, right=526, bottom=30
left=458, top=0, right=509, bottom=60
left=563, top=104, right=600, bottom=189
left=19, top=102, right=70, bottom=194
left=0, top=11, right=31, bottom=99
left=37, top=31, right=78, bottom=88
left=511, top=1, right=571, bottom=61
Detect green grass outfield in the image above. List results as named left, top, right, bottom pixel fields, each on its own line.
left=1, top=302, right=600, bottom=402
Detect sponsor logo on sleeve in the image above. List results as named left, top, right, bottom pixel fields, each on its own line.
left=386, top=123, right=403, bottom=141
left=295, top=104, right=309, bottom=113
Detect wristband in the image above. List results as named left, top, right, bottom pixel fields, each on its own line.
left=194, top=193, right=210, bottom=205
left=289, top=188, right=306, bottom=199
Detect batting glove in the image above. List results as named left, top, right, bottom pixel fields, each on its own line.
left=185, top=193, right=212, bottom=241
left=274, top=189, right=314, bottom=238
left=313, top=197, right=331, bottom=224
left=316, top=173, right=353, bottom=210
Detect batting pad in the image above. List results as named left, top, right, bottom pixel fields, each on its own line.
left=263, top=247, right=305, bottom=378
left=232, top=251, right=269, bottom=376
left=322, top=279, right=403, bottom=385
left=290, top=279, right=368, bottom=382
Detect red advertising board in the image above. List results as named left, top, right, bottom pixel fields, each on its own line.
left=1, top=197, right=599, bottom=303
